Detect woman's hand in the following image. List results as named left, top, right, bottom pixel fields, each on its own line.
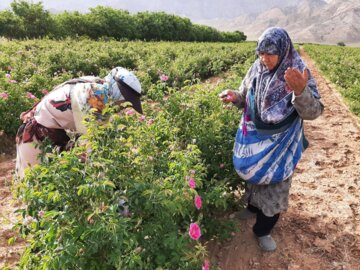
left=219, top=89, right=237, bottom=103
left=284, top=68, right=309, bottom=96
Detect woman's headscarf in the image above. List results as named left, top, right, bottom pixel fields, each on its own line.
left=241, top=27, right=320, bottom=124
left=104, top=67, right=143, bottom=114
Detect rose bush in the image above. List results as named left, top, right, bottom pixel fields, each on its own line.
left=14, top=73, right=250, bottom=269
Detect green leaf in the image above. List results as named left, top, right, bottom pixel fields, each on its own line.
left=102, top=180, right=116, bottom=188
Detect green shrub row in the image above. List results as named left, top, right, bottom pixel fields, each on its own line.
left=0, top=1, right=246, bottom=42
left=304, top=44, right=360, bottom=116
left=0, top=39, right=255, bottom=135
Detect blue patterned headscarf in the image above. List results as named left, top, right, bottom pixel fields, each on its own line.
left=243, top=27, right=320, bottom=124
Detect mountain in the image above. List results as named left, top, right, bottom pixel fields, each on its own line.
left=197, top=0, right=360, bottom=45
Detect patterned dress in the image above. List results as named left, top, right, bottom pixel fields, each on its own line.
left=229, top=27, right=324, bottom=217
left=236, top=85, right=324, bottom=216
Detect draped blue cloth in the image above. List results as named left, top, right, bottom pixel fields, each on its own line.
left=232, top=27, right=319, bottom=185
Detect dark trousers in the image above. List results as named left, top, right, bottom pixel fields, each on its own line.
left=247, top=204, right=280, bottom=237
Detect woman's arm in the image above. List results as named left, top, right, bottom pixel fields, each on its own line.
left=219, top=64, right=256, bottom=108
left=285, top=67, right=324, bottom=120
left=292, top=86, right=324, bottom=120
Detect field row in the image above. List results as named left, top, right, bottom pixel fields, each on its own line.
left=0, top=39, right=255, bottom=135
left=304, top=44, right=360, bottom=115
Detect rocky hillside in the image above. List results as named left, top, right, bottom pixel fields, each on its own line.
left=197, top=0, right=360, bottom=45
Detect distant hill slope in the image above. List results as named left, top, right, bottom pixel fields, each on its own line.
left=196, top=0, right=360, bottom=45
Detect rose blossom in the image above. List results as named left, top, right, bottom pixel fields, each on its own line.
left=147, top=118, right=154, bottom=125
left=138, top=115, right=146, bottom=121
left=188, top=177, right=196, bottom=189
left=26, top=92, right=36, bottom=99
left=0, top=92, right=9, bottom=100
left=159, top=74, right=169, bottom=81
left=188, top=223, right=201, bottom=240
left=125, top=109, right=135, bottom=116
left=202, top=260, right=210, bottom=270
left=194, top=195, right=202, bottom=210
left=5, top=73, right=11, bottom=78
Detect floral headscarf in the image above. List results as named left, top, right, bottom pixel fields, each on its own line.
left=243, top=27, right=320, bottom=124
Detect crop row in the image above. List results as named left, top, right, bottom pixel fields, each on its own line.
left=0, top=39, right=255, bottom=135
left=304, top=44, right=360, bottom=115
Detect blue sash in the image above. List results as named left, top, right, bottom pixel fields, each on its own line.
left=232, top=87, right=308, bottom=185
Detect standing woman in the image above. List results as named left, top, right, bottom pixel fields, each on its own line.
left=219, top=27, right=324, bottom=251
left=16, top=67, right=143, bottom=179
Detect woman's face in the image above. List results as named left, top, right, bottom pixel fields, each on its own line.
left=259, top=52, right=279, bottom=71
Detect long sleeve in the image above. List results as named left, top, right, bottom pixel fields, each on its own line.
left=291, top=85, right=324, bottom=120
left=232, top=64, right=258, bottom=109
left=232, top=86, right=247, bottom=109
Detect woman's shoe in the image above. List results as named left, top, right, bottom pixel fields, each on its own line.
left=257, top=235, right=277, bottom=251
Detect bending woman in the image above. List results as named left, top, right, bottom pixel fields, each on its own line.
left=16, top=67, right=143, bottom=178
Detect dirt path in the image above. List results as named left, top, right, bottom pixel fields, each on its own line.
left=208, top=50, right=360, bottom=269
left=1, top=50, right=360, bottom=269
left=0, top=153, right=25, bottom=269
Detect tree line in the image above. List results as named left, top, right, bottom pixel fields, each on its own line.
left=0, top=0, right=247, bottom=42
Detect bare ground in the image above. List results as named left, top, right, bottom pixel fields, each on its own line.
left=1, top=50, right=360, bottom=269
left=0, top=150, right=25, bottom=269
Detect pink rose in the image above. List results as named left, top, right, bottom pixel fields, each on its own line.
left=5, top=73, right=11, bottom=78
left=8, top=79, right=17, bottom=84
left=138, top=115, right=146, bottom=121
left=188, top=177, right=196, bottom=189
left=125, top=109, right=135, bottom=116
left=0, top=92, right=9, bottom=100
left=194, top=195, right=202, bottom=210
left=219, top=163, right=225, bottom=169
left=147, top=118, right=154, bottom=125
left=188, top=223, right=201, bottom=240
left=26, top=92, right=36, bottom=99
left=159, top=74, right=169, bottom=81
left=202, top=260, right=210, bottom=270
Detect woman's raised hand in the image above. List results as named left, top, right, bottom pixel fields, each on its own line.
left=284, top=67, right=309, bottom=96
left=219, top=89, right=237, bottom=103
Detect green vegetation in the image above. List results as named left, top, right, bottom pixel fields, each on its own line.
left=0, top=39, right=255, bottom=135
left=2, top=23, right=359, bottom=268
left=0, top=0, right=246, bottom=42
left=15, top=82, right=245, bottom=269
left=304, top=44, right=360, bottom=116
